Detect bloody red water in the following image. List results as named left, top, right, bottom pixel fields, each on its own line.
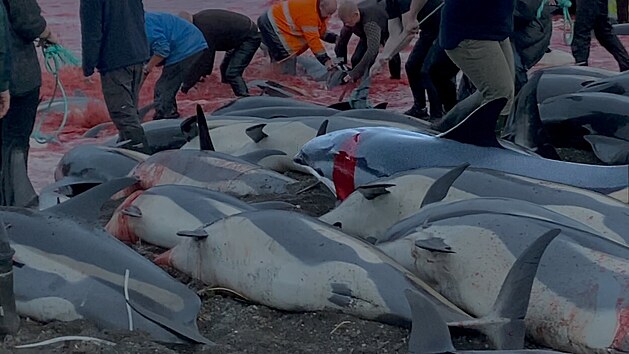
left=30, top=2, right=628, bottom=192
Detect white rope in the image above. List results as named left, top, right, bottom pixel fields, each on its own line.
left=124, top=269, right=134, bottom=331
left=14, top=336, right=116, bottom=349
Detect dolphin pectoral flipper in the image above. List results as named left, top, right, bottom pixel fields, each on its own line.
left=125, top=297, right=214, bottom=345
left=420, top=163, right=470, bottom=208
left=46, top=177, right=139, bottom=224
left=414, top=238, right=455, bottom=253
left=356, top=183, right=396, bottom=200
left=245, top=124, right=269, bottom=143
left=448, top=228, right=561, bottom=350
left=121, top=206, right=143, bottom=218
left=176, top=229, right=209, bottom=240
left=404, top=288, right=457, bottom=354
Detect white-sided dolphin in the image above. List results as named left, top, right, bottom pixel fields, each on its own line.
left=2, top=178, right=211, bottom=344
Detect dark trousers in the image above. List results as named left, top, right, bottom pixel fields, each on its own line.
left=572, top=0, right=629, bottom=71
left=422, top=41, right=459, bottom=117
left=0, top=88, right=39, bottom=207
left=154, top=51, right=204, bottom=120
left=405, top=30, right=439, bottom=111
left=219, top=28, right=262, bottom=96
left=101, top=64, right=149, bottom=153
left=351, top=38, right=401, bottom=79
left=618, top=0, right=628, bottom=23
left=257, top=12, right=298, bottom=75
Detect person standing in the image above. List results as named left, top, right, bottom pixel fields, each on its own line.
left=571, top=0, right=629, bottom=71
left=178, top=9, right=261, bottom=97
left=1, top=0, right=58, bottom=207
left=80, top=0, right=151, bottom=153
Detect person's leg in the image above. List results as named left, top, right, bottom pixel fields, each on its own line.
left=619, top=0, right=629, bottom=23
left=427, top=45, right=460, bottom=112
left=434, top=39, right=514, bottom=132
left=220, top=50, right=232, bottom=84
left=101, top=64, right=149, bottom=153
left=157, top=52, right=204, bottom=120
left=223, top=29, right=262, bottom=96
left=571, top=0, right=599, bottom=65
left=593, top=0, right=629, bottom=71
left=404, top=32, right=436, bottom=117
left=0, top=88, right=39, bottom=207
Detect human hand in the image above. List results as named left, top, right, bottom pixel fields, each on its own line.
left=342, top=74, right=353, bottom=84
left=402, top=12, right=420, bottom=35
left=0, top=90, right=10, bottom=118
left=324, top=59, right=337, bottom=71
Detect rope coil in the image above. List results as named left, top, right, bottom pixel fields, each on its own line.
left=32, top=43, right=81, bottom=144
left=538, top=0, right=573, bottom=45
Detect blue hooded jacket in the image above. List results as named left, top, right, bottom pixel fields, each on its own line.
left=145, top=12, right=208, bottom=67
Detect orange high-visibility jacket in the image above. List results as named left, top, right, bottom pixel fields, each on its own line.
left=268, top=0, right=329, bottom=58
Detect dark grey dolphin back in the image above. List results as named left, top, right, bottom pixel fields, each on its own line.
left=212, top=96, right=322, bottom=115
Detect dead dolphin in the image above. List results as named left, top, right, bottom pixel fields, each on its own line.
left=181, top=115, right=428, bottom=173
left=123, top=106, right=297, bottom=198
left=44, top=145, right=148, bottom=197
left=379, top=197, right=629, bottom=354
left=578, top=70, right=629, bottom=96
left=157, top=209, right=560, bottom=350
left=126, top=149, right=295, bottom=198
left=536, top=73, right=596, bottom=103
left=613, top=22, right=629, bottom=35
left=106, top=185, right=293, bottom=248
left=102, top=119, right=188, bottom=153
left=212, top=96, right=323, bottom=116
left=2, top=178, right=211, bottom=344
left=538, top=92, right=629, bottom=163
left=295, top=99, right=629, bottom=202
left=319, top=164, right=629, bottom=244
left=220, top=106, right=340, bottom=119
left=534, top=65, right=617, bottom=78
left=247, top=79, right=306, bottom=98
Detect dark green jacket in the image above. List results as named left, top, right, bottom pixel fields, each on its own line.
left=0, top=1, right=9, bottom=92
left=3, top=0, right=46, bottom=96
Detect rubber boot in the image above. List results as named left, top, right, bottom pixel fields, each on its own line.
left=0, top=217, right=19, bottom=335
left=1, top=148, right=38, bottom=208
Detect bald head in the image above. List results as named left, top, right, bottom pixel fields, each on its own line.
left=337, top=0, right=359, bottom=26
left=319, top=0, right=338, bottom=18
left=178, top=11, right=193, bottom=23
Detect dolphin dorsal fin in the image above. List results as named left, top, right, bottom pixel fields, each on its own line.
left=46, top=177, right=139, bottom=224
left=196, top=104, right=215, bottom=151
left=404, top=289, right=457, bottom=354
left=327, top=102, right=352, bottom=111
left=246, top=124, right=269, bottom=143
left=420, top=163, right=470, bottom=208
left=374, top=102, right=388, bottom=109
left=438, top=98, right=507, bottom=148
left=317, top=120, right=329, bottom=137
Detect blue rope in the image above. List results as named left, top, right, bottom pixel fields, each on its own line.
left=32, top=44, right=81, bottom=144
left=538, top=0, right=573, bottom=45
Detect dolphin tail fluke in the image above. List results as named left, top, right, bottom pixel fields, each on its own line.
left=420, top=163, right=470, bottom=208
left=438, top=97, right=507, bottom=148
left=196, top=105, right=215, bottom=151
left=46, top=177, right=139, bottom=224
left=125, top=296, right=214, bottom=345
left=448, top=228, right=561, bottom=350
left=404, top=289, right=457, bottom=354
